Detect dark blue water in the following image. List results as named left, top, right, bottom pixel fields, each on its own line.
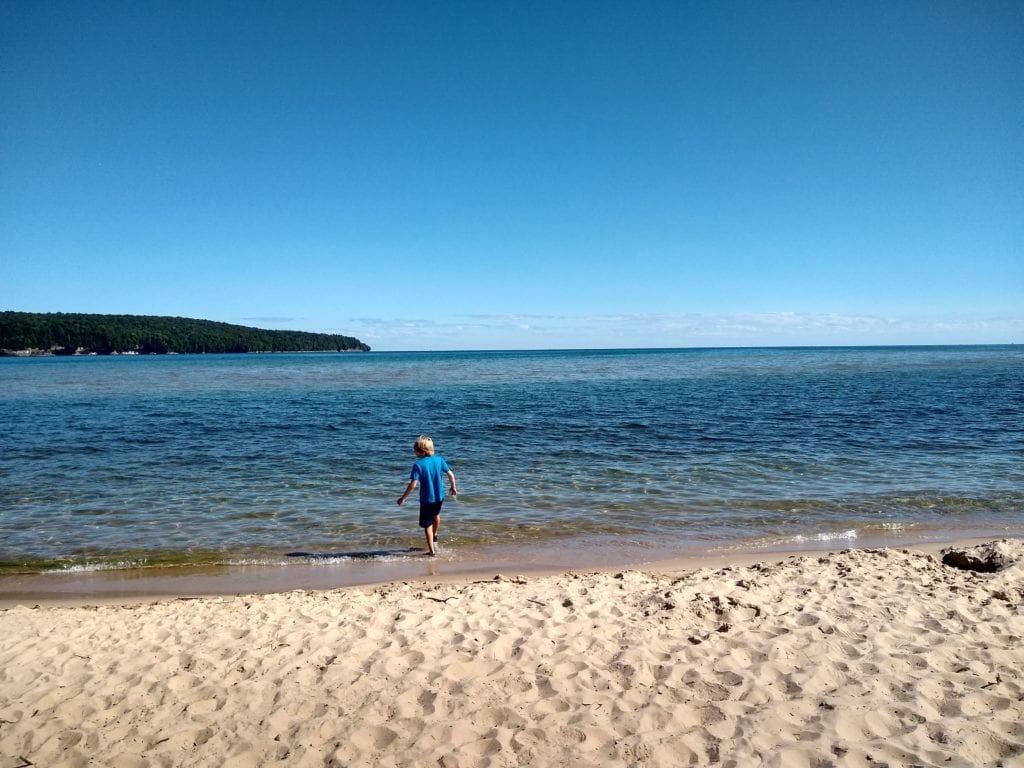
left=1, top=346, right=1022, bottom=572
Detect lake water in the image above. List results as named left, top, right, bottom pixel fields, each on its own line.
left=1, top=346, right=1022, bottom=579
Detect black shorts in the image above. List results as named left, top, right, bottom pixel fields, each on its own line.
left=419, top=501, right=443, bottom=528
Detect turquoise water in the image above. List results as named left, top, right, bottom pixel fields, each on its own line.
left=1, top=346, right=1022, bottom=572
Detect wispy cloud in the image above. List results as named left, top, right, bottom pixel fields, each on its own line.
left=332, top=311, right=1024, bottom=351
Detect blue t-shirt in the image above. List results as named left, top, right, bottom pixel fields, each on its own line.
left=410, top=455, right=451, bottom=503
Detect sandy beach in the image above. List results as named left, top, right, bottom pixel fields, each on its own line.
left=1, top=540, right=1022, bottom=768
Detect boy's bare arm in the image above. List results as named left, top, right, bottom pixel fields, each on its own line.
left=397, top=480, right=417, bottom=505
left=446, top=470, right=458, bottom=495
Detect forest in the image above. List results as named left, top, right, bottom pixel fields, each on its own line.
left=0, top=312, right=370, bottom=355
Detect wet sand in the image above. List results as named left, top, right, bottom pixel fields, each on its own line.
left=0, top=534, right=1007, bottom=607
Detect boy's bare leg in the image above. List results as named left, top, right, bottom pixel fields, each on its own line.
left=423, top=515, right=441, bottom=556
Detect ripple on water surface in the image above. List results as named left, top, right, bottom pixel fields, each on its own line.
left=1, top=346, right=1022, bottom=572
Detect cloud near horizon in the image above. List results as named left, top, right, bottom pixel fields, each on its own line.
left=330, top=311, right=1023, bottom=351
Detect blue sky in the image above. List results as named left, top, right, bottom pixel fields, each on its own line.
left=2, top=1, right=1021, bottom=350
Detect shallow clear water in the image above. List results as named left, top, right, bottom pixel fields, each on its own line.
left=1, top=346, right=1022, bottom=572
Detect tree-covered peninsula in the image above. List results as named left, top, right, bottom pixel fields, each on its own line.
left=0, top=312, right=370, bottom=355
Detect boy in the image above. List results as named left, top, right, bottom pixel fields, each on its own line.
left=397, top=435, right=457, bottom=556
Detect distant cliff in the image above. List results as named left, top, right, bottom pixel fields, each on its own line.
left=0, top=312, right=370, bottom=355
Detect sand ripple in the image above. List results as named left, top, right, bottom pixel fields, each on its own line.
left=2, top=541, right=1022, bottom=767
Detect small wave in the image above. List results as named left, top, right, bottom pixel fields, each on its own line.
left=301, top=553, right=427, bottom=565
left=869, top=522, right=917, bottom=532
left=819, top=529, right=858, bottom=541
left=44, top=560, right=151, bottom=574
left=790, top=529, right=859, bottom=543
left=223, top=558, right=287, bottom=567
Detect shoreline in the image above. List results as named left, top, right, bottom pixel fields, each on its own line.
left=2, top=538, right=1020, bottom=766
left=0, top=533, right=1013, bottom=607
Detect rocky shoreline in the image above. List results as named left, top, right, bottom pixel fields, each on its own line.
left=0, top=347, right=132, bottom=356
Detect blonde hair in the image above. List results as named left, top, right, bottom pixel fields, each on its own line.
left=413, top=435, right=435, bottom=457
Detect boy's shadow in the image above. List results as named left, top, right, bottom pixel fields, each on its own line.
left=285, top=548, right=423, bottom=561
